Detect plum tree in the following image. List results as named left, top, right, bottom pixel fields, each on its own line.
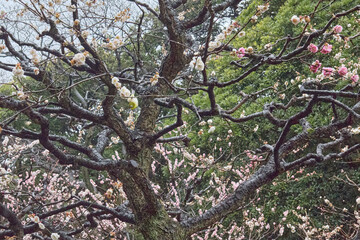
left=0, top=0, right=360, bottom=239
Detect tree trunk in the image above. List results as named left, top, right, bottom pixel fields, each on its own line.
left=137, top=212, right=187, bottom=240
left=109, top=146, right=189, bottom=240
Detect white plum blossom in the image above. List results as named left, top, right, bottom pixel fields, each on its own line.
left=150, top=72, right=159, bottom=86
left=48, top=8, right=55, bottom=14
left=199, top=121, right=206, bottom=126
left=208, top=126, right=216, bottom=133
left=111, top=77, right=119, bottom=84
left=111, top=77, right=122, bottom=89
left=120, top=86, right=131, bottom=99
left=32, top=56, right=41, bottom=65
left=194, top=57, right=205, bottom=71
left=178, top=11, right=186, bottom=20
left=31, top=215, right=40, bottom=223
left=34, top=68, right=40, bottom=75
left=207, top=155, right=214, bottom=164
left=128, top=97, right=138, bottom=110
left=113, top=37, right=123, bottom=47
left=81, top=30, right=90, bottom=39
left=351, top=126, right=360, bottom=134
left=51, top=233, right=60, bottom=240
left=247, top=46, right=254, bottom=53
left=291, top=15, right=300, bottom=25
left=16, top=89, right=26, bottom=100
left=38, top=222, right=45, bottom=229
left=279, top=226, right=284, bottom=236
left=257, top=4, right=269, bottom=13
left=264, top=43, right=273, bottom=50
left=29, top=49, right=37, bottom=56
left=215, top=33, right=225, bottom=42
left=103, top=36, right=124, bottom=50
left=208, top=40, right=221, bottom=51
left=238, top=31, right=245, bottom=37
left=68, top=29, right=76, bottom=36
left=114, top=9, right=130, bottom=22
left=12, top=63, right=24, bottom=77
left=71, top=52, right=88, bottom=66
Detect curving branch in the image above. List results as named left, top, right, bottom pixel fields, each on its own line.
left=0, top=204, right=24, bottom=239
left=0, top=201, right=135, bottom=238
left=184, top=0, right=244, bottom=29
left=150, top=103, right=183, bottom=143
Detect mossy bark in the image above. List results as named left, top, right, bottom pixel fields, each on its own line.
left=109, top=146, right=189, bottom=240
left=137, top=211, right=188, bottom=240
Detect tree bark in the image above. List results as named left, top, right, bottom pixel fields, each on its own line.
left=109, top=145, right=189, bottom=239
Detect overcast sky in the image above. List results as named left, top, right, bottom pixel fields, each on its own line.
left=0, top=0, right=159, bottom=83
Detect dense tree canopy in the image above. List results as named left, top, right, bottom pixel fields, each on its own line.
left=0, top=0, right=360, bottom=239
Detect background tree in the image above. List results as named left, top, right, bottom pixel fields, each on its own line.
left=186, top=0, right=360, bottom=238
left=0, top=0, right=360, bottom=239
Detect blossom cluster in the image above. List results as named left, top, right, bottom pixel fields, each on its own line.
left=190, top=57, right=205, bottom=71
left=1, top=138, right=128, bottom=239
left=235, top=46, right=254, bottom=58
left=290, top=15, right=311, bottom=25
left=102, top=35, right=124, bottom=50
left=152, top=123, right=287, bottom=239
left=70, top=51, right=88, bottom=66
left=111, top=76, right=139, bottom=110
left=208, top=21, right=242, bottom=52
left=114, top=8, right=130, bottom=22
left=303, top=25, right=359, bottom=83
left=250, top=3, right=270, bottom=22
left=150, top=72, right=159, bottom=86
left=30, top=49, right=41, bottom=65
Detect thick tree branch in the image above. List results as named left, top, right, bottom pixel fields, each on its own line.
left=0, top=204, right=24, bottom=239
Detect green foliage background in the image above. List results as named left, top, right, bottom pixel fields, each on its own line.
left=174, top=0, right=360, bottom=238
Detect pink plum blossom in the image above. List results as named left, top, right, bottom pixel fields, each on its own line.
left=308, top=43, right=318, bottom=53
left=236, top=47, right=245, bottom=58
left=337, top=66, right=347, bottom=76
left=309, top=60, right=321, bottom=73
left=320, top=43, right=332, bottom=54
left=333, top=25, right=343, bottom=34
left=322, top=67, right=334, bottom=77
left=351, top=75, right=359, bottom=83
